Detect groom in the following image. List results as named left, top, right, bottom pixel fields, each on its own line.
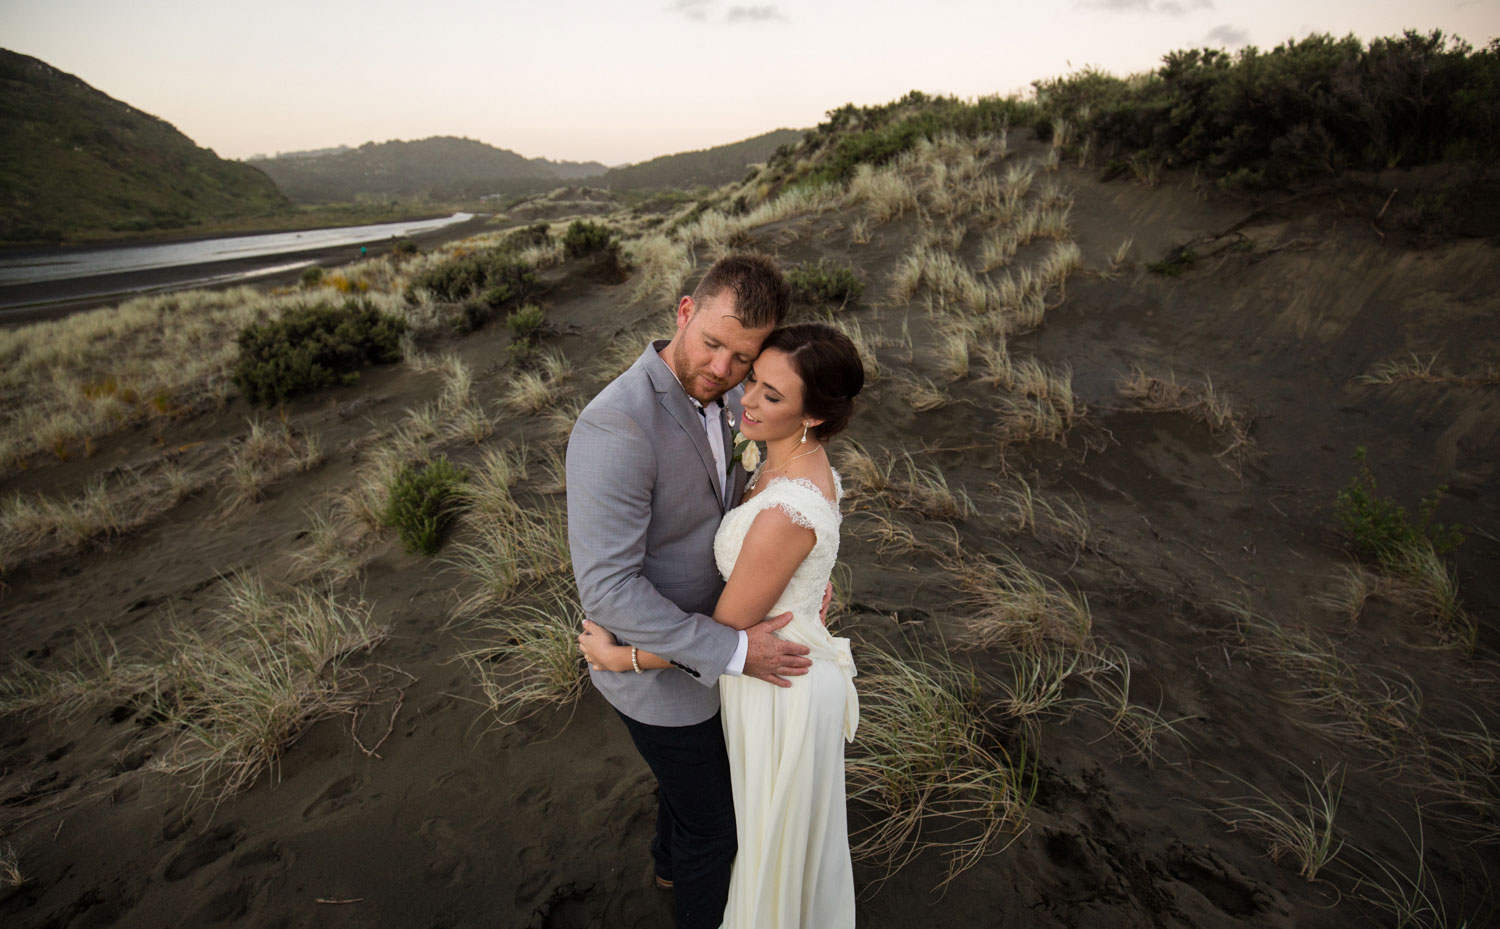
left=566, top=253, right=812, bottom=929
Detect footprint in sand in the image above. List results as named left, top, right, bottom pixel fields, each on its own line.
left=301, top=773, right=362, bottom=820
left=164, top=823, right=242, bottom=881
left=417, top=817, right=467, bottom=887
left=1165, top=844, right=1292, bottom=926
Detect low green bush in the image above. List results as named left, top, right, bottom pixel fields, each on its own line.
left=408, top=249, right=537, bottom=305
left=383, top=456, right=467, bottom=556
left=506, top=303, right=546, bottom=363
left=1334, top=447, right=1464, bottom=562
left=786, top=260, right=864, bottom=308
left=232, top=300, right=406, bottom=404
left=502, top=222, right=553, bottom=252
left=801, top=93, right=1038, bottom=186
left=300, top=266, right=324, bottom=287
left=1035, top=31, right=1500, bottom=187
left=562, top=220, right=614, bottom=258
left=392, top=238, right=418, bottom=256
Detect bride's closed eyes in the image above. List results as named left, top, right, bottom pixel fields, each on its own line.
left=747, top=369, right=783, bottom=402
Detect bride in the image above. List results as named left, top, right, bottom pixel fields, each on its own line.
left=580, top=322, right=864, bottom=928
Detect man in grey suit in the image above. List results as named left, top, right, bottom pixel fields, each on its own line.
left=566, top=254, right=812, bottom=928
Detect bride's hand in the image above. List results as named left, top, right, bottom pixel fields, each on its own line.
left=578, top=619, right=625, bottom=671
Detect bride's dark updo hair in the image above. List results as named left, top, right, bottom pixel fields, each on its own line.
left=759, top=322, right=865, bottom=441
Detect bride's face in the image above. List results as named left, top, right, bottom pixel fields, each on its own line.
left=739, top=348, right=817, bottom=441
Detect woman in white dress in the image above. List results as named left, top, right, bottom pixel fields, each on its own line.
left=579, top=322, right=864, bottom=928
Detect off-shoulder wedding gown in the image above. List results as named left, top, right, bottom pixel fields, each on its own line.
left=714, top=472, right=859, bottom=929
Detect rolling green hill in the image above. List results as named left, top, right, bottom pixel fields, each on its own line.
left=248, top=137, right=608, bottom=203
left=0, top=48, right=288, bottom=244
left=596, top=128, right=804, bottom=190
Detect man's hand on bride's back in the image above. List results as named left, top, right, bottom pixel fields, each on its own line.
left=743, top=612, right=812, bottom=688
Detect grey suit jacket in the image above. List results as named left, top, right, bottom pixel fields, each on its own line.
left=566, top=342, right=753, bottom=727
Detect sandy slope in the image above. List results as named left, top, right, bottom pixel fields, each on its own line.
left=2, top=145, right=1496, bottom=928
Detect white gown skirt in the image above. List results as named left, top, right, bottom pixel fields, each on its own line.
left=718, top=655, right=856, bottom=928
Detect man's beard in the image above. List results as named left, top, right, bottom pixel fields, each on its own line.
left=672, top=339, right=730, bottom=405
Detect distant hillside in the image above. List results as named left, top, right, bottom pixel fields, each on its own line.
left=248, top=137, right=608, bottom=203
left=0, top=48, right=288, bottom=244
left=597, top=129, right=804, bottom=190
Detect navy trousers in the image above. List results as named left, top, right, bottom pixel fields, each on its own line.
left=617, top=709, right=737, bottom=929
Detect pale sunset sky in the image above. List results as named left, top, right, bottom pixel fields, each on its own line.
left=4, top=0, right=1497, bottom=166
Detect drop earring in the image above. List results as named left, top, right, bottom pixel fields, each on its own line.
left=800, top=422, right=809, bottom=444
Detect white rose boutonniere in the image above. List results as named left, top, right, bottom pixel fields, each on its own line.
left=726, top=413, right=761, bottom=473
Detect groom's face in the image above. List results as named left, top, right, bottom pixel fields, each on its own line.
left=670, top=293, right=773, bottom=404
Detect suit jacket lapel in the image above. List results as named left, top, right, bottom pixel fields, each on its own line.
left=644, top=345, right=727, bottom=513
left=724, top=388, right=747, bottom=507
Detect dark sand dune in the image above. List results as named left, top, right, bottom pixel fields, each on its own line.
left=2, top=140, right=1496, bottom=928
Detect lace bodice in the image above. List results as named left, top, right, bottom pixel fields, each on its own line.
left=714, top=472, right=843, bottom=645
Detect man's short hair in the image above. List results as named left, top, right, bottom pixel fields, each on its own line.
left=691, top=253, right=790, bottom=330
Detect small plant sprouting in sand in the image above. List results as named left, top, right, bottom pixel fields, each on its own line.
left=1356, top=351, right=1500, bottom=387
left=1077, top=646, right=1191, bottom=765
left=1001, top=162, right=1034, bottom=204
left=996, top=647, right=1083, bottom=728
left=900, top=375, right=952, bottom=413
left=152, top=576, right=390, bottom=807
left=1212, top=761, right=1345, bottom=882
left=503, top=371, right=562, bottom=417
left=849, top=217, right=871, bottom=244
left=1334, top=448, right=1464, bottom=563
left=945, top=550, right=1092, bottom=653
left=935, top=326, right=971, bottom=381
left=988, top=477, right=1090, bottom=553
left=1037, top=241, right=1084, bottom=296
left=976, top=340, right=1015, bottom=390
left=839, top=446, right=973, bottom=521
left=1344, top=815, right=1478, bottom=929
left=382, top=456, right=468, bottom=556
left=454, top=443, right=529, bottom=527
left=786, top=260, right=864, bottom=309
left=454, top=594, right=588, bottom=726
left=1116, top=366, right=1252, bottom=469
left=850, top=510, right=928, bottom=557
left=0, top=843, right=23, bottom=888
left=287, top=507, right=365, bottom=584
left=625, top=234, right=695, bottom=306
left=993, top=395, right=1069, bottom=447
left=832, top=318, right=882, bottom=383
left=1106, top=236, right=1134, bottom=276
left=979, top=229, right=1019, bottom=272
left=1333, top=448, right=1472, bottom=651
left=542, top=396, right=586, bottom=446
left=0, top=628, right=154, bottom=721
left=1127, top=153, right=1162, bottom=187
left=846, top=164, right=919, bottom=224
left=447, top=502, right=573, bottom=616
left=223, top=417, right=322, bottom=512
left=888, top=246, right=985, bottom=311
left=1, top=461, right=205, bottom=573
left=845, top=642, right=1036, bottom=887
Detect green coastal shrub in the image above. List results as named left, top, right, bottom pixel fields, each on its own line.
left=506, top=303, right=546, bottom=363
left=801, top=93, right=1038, bottom=186
left=408, top=249, right=537, bottom=305
left=392, top=238, right=418, bottom=257
left=300, top=266, right=324, bottom=287
left=786, top=260, right=864, bottom=308
left=232, top=300, right=406, bottom=404
left=562, top=220, right=614, bottom=258
left=1034, top=31, right=1500, bottom=187
left=383, top=456, right=467, bottom=556
left=1334, top=447, right=1464, bottom=562
left=502, top=222, right=553, bottom=252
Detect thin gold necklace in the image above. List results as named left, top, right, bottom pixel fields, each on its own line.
left=748, top=443, right=824, bottom=490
